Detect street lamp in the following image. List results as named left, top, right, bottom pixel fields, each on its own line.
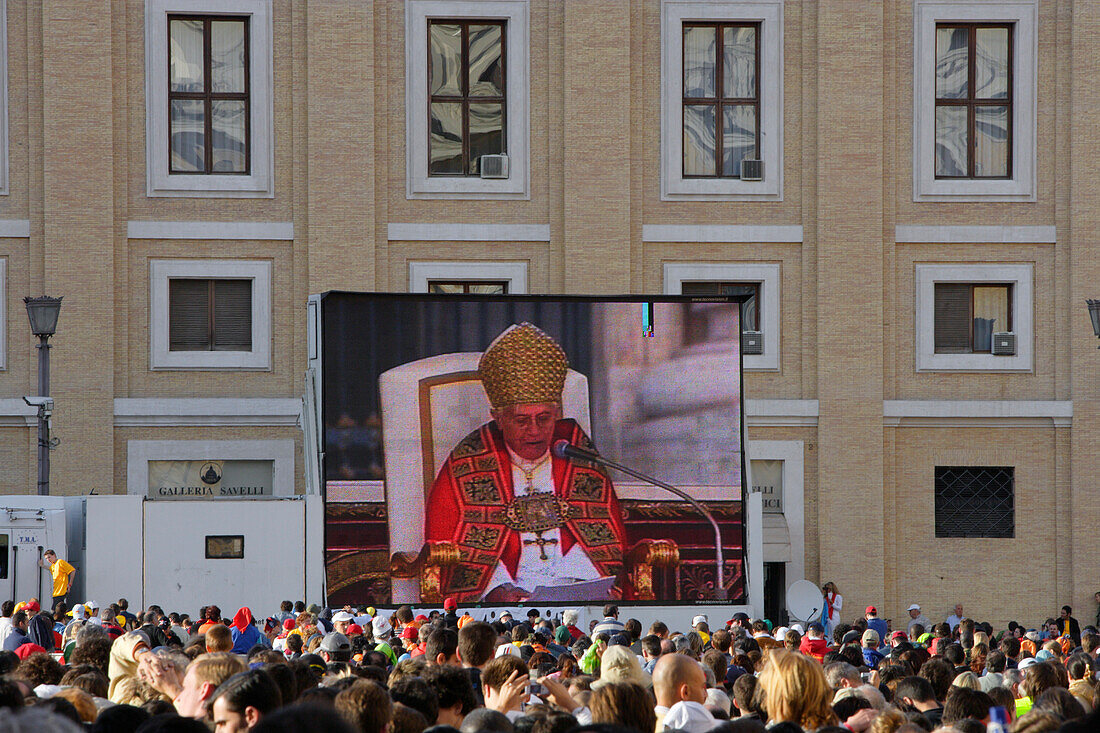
left=1089, top=300, right=1100, bottom=348
left=24, top=296, right=61, bottom=496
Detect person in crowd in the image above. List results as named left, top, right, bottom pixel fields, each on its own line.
left=39, top=549, right=75, bottom=609
left=3, top=610, right=28, bottom=652
left=905, top=603, right=930, bottom=634
left=822, top=582, right=842, bottom=637
left=1057, top=605, right=1082, bottom=647
left=230, top=608, right=262, bottom=655
left=946, top=603, right=965, bottom=630
left=209, top=669, right=283, bottom=732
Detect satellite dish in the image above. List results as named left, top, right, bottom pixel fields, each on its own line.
left=787, top=579, right=824, bottom=624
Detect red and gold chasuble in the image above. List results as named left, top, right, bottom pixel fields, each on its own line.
left=425, top=419, right=626, bottom=600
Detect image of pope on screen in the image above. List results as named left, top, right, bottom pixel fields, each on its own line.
left=424, top=323, right=628, bottom=603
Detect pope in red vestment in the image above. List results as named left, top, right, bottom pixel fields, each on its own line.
left=423, top=323, right=628, bottom=602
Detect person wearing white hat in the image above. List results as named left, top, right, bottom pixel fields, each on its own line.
left=906, top=603, right=931, bottom=635
left=372, top=615, right=399, bottom=666
left=331, top=611, right=354, bottom=636
left=691, top=615, right=711, bottom=645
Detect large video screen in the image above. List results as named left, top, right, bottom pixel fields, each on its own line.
left=321, top=293, right=747, bottom=606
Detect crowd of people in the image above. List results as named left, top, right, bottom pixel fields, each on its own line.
left=0, top=593, right=1094, bottom=733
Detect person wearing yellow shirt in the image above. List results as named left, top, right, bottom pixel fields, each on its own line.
left=39, top=549, right=74, bottom=609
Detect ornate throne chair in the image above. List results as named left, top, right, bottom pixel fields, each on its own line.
left=379, top=353, right=678, bottom=603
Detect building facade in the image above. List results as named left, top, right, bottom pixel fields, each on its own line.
left=0, top=0, right=1095, bottom=627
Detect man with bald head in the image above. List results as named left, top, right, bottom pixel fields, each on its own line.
left=653, top=653, right=712, bottom=732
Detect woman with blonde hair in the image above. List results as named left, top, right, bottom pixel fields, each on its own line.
left=757, top=648, right=839, bottom=731
left=951, top=671, right=981, bottom=690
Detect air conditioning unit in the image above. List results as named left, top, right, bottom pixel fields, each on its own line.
left=991, top=332, right=1016, bottom=356
left=741, top=331, right=764, bottom=355
left=479, top=154, right=509, bottom=179
left=740, top=159, right=764, bottom=181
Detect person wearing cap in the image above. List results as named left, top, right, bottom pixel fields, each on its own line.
left=424, top=323, right=628, bottom=603
left=319, top=632, right=353, bottom=664
left=443, top=598, right=460, bottom=628
left=865, top=606, right=888, bottom=646
left=691, top=615, right=711, bottom=645
left=372, top=615, right=398, bottom=665
left=861, top=629, right=885, bottom=667
left=798, top=623, right=829, bottom=662
left=39, top=550, right=75, bottom=610
left=900, top=604, right=928, bottom=635
left=331, top=611, right=354, bottom=636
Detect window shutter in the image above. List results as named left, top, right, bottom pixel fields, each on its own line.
left=169, top=279, right=211, bottom=351
left=212, top=279, right=253, bottom=351
left=934, top=283, right=971, bottom=351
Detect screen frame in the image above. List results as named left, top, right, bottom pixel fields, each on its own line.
left=317, top=291, right=751, bottom=608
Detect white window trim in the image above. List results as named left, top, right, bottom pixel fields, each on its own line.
left=747, top=440, right=804, bottom=587
left=915, top=263, right=1033, bottom=372
left=126, top=439, right=294, bottom=496
left=408, top=261, right=529, bottom=293
left=663, top=261, right=780, bottom=371
left=405, top=0, right=530, bottom=200
left=0, top=0, right=8, bottom=196
left=150, top=259, right=272, bottom=370
left=912, top=0, right=1037, bottom=202
left=144, top=0, right=275, bottom=198
left=0, top=259, right=7, bottom=369
left=660, top=0, right=783, bottom=201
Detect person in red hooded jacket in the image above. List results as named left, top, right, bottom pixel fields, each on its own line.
left=799, top=622, right=830, bottom=662
left=230, top=607, right=262, bottom=654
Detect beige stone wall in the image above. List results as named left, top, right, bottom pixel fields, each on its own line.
left=2, top=0, right=1096, bottom=620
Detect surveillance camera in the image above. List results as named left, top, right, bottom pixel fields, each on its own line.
left=22, top=396, right=53, bottom=409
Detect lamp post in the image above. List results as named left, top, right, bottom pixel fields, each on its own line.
left=24, top=296, right=62, bottom=496
left=1089, top=300, right=1100, bottom=348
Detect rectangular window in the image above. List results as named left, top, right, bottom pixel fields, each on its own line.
left=933, top=282, right=1011, bottom=353
left=680, top=281, right=760, bottom=347
left=935, top=466, right=1014, bottom=538
left=168, top=16, right=250, bottom=175
left=682, top=22, right=760, bottom=178
left=428, top=20, right=506, bottom=176
left=427, top=280, right=509, bottom=294
left=168, top=278, right=253, bottom=352
left=205, top=535, right=245, bottom=559
left=934, top=23, right=1012, bottom=179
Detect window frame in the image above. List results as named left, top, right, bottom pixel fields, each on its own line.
left=168, top=277, right=255, bottom=352
left=932, top=22, right=1014, bottom=180
left=661, top=0, right=783, bottom=201
left=406, top=0, right=529, bottom=199
left=912, top=0, right=1036, bottom=201
left=933, top=282, right=1013, bottom=353
left=680, top=21, right=761, bottom=179
left=409, top=261, right=528, bottom=293
left=934, top=465, right=1015, bottom=539
left=145, top=0, right=274, bottom=198
left=0, top=0, right=8, bottom=196
left=664, top=261, right=780, bottom=371
left=150, top=259, right=272, bottom=370
left=166, top=14, right=252, bottom=176
left=427, top=280, right=510, bottom=294
left=427, top=20, right=507, bottom=177
left=915, top=263, right=1033, bottom=372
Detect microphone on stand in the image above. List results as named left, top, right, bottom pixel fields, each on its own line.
left=551, top=440, right=728, bottom=601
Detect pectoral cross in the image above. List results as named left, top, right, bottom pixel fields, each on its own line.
left=524, top=531, right=559, bottom=561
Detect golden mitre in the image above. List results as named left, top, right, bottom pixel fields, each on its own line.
left=478, top=323, right=568, bottom=409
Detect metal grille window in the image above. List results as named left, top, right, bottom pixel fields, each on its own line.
left=168, top=278, right=252, bottom=351
left=935, top=466, right=1014, bottom=538
left=934, top=283, right=1011, bottom=353
left=427, top=280, right=509, bottom=294
left=428, top=20, right=506, bottom=176
left=680, top=281, right=760, bottom=347
left=934, top=23, right=1012, bottom=178
left=168, top=15, right=250, bottom=174
left=682, top=22, right=760, bottom=178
